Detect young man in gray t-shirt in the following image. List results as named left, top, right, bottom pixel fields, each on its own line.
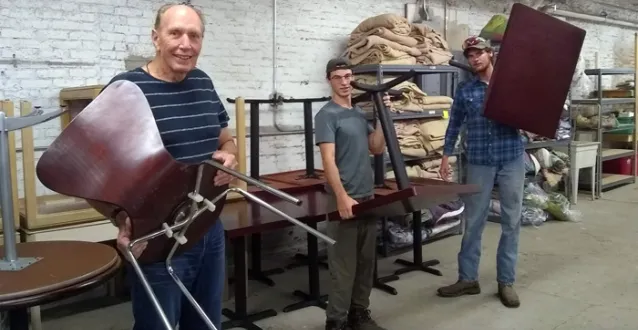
left=315, top=57, right=391, bottom=330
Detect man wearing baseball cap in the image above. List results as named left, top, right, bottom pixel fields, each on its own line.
left=437, top=36, right=525, bottom=309
left=315, top=57, right=391, bottom=330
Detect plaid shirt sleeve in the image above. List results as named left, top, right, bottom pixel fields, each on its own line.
left=446, top=78, right=524, bottom=166
left=443, top=83, right=467, bottom=156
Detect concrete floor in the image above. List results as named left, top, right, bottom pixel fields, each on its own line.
left=42, top=183, right=638, bottom=330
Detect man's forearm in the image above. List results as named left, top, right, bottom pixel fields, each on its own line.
left=442, top=125, right=461, bottom=155
left=324, top=162, right=347, bottom=198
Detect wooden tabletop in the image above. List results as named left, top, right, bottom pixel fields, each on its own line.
left=221, top=182, right=329, bottom=238
left=0, top=241, right=120, bottom=303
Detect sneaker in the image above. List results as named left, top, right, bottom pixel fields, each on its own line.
left=436, top=280, right=481, bottom=297
left=325, top=319, right=347, bottom=330
left=498, top=283, right=520, bottom=308
left=347, top=308, right=387, bottom=330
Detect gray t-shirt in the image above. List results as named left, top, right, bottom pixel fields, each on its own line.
left=314, top=101, right=375, bottom=198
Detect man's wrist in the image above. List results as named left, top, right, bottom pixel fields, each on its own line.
left=336, top=190, right=349, bottom=199
left=220, top=139, right=238, bottom=155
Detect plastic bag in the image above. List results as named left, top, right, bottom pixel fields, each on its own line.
left=521, top=206, right=548, bottom=227
left=545, top=192, right=580, bottom=222
left=523, top=182, right=580, bottom=223
left=523, top=182, right=549, bottom=209
left=479, top=14, right=508, bottom=42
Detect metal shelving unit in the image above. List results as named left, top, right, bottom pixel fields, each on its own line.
left=351, top=64, right=463, bottom=258
left=525, top=139, right=570, bottom=150
left=571, top=66, right=637, bottom=196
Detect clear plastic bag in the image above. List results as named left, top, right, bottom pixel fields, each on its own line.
left=523, top=182, right=549, bottom=209
left=522, top=182, right=580, bottom=223
left=521, top=205, right=548, bottom=227
left=545, top=192, right=580, bottom=222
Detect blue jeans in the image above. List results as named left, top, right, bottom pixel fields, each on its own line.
left=128, top=220, right=225, bottom=330
left=458, top=155, right=524, bottom=285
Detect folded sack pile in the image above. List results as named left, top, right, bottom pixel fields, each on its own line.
left=393, top=118, right=449, bottom=159
left=343, top=13, right=453, bottom=66
left=353, top=75, right=453, bottom=113
left=386, top=155, right=457, bottom=181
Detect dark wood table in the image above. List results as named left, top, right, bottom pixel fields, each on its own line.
left=258, top=171, right=333, bottom=312
left=0, top=241, right=122, bottom=330
left=219, top=171, right=480, bottom=330
left=219, top=181, right=329, bottom=330
left=369, top=178, right=480, bottom=283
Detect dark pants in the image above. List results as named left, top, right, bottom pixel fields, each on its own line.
left=128, top=220, right=225, bottom=330
left=325, top=195, right=377, bottom=322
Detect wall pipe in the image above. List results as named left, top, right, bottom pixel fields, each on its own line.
left=269, top=0, right=306, bottom=133
left=272, top=0, right=277, bottom=96
left=541, top=5, right=638, bottom=29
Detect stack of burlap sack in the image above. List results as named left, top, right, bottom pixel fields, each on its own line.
left=343, top=13, right=453, bottom=66
left=393, top=118, right=449, bottom=160
left=386, top=154, right=457, bottom=180
left=353, top=75, right=453, bottom=113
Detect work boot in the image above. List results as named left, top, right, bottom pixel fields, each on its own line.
left=325, top=319, right=347, bottom=330
left=347, top=308, right=387, bottom=330
left=437, top=280, right=481, bottom=297
left=498, top=283, right=520, bottom=308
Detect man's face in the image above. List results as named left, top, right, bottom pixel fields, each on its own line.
left=466, top=48, right=492, bottom=73
left=328, top=69, right=353, bottom=98
left=152, top=6, right=203, bottom=74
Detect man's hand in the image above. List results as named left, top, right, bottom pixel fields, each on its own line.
left=116, top=216, right=147, bottom=260
left=382, top=93, right=392, bottom=109
left=337, top=193, right=358, bottom=220
left=212, top=150, right=238, bottom=186
left=439, top=155, right=451, bottom=181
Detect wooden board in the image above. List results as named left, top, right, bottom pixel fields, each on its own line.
left=483, top=3, right=586, bottom=138
left=59, top=85, right=104, bottom=129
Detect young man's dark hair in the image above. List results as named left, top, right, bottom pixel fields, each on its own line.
left=325, top=57, right=353, bottom=79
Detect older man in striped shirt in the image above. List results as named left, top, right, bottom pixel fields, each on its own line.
left=104, top=3, right=235, bottom=330
left=437, top=36, right=525, bottom=309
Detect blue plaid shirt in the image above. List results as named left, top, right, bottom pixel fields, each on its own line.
left=443, top=76, right=524, bottom=166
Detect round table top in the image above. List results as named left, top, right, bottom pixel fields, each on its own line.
left=0, top=240, right=120, bottom=304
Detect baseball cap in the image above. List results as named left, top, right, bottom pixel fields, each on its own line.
left=462, top=36, right=491, bottom=55
left=326, top=57, right=352, bottom=77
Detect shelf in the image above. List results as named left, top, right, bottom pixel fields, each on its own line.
left=364, top=110, right=447, bottom=121
left=352, top=64, right=459, bottom=75
left=569, top=35, right=637, bottom=198
left=584, top=68, right=635, bottom=76
left=601, top=148, right=634, bottom=161
left=576, top=126, right=634, bottom=133
left=371, top=150, right=460, bottom=167
left=371, top=153, right=435, bottom=166
left=571, top=98, right=635, bottom=106
left=525, top=140, right=569, bottom=150
left=601, top=174, right=635, bottom=189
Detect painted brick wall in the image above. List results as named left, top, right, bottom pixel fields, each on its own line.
left=0, top=0, right=635, bottom=257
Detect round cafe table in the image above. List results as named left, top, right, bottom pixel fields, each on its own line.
left=0, top=240, right=122, bottom=330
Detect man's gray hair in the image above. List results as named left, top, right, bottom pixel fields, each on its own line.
left=154, top=2, right=206, bottom=34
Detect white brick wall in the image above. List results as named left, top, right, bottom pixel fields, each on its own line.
left=1, top=0, right=635, bottom=255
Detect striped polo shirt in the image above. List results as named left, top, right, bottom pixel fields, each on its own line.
left=105, top=67, right=230, bottom=163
